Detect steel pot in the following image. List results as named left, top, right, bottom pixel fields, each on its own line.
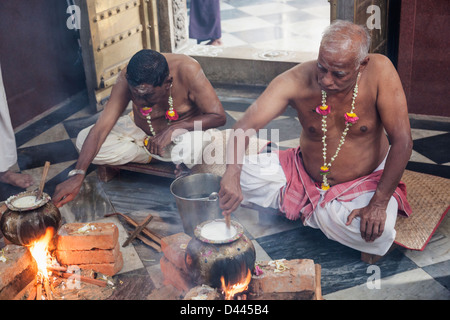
left=170, top=173, right=222, bottom=236
left=0, top=190, right=61, bottom=246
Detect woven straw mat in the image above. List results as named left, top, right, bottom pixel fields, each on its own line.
left=394, top=170, right=450, bottom=251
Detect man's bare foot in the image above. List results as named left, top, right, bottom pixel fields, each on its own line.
left=206, top=38, right=223, bottom=46
left=0, top=170, right=34, bottom=189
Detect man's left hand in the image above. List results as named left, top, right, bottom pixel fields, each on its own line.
left=145, top=127, right=174, bottom=156
left=346, top=204, right=387, bottom=242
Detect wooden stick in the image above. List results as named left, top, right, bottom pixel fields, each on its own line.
left=122, top=213, right=154, bottom=247
left=27, top=287, right=37, bottom=300
left=47, top=265, right=67, bottom=273
left=128, top=230, right=161, bottom=252
left=58, top=272, right=107, bottom=287
left=225, top=214, right=231, bottom=230
left=36, top=161, right=50, bottom=201
left=36, top=283, right=42, bottom=300
left=105, top=212, right=162, bottom=244
left=43, top=278, right=53, bottom=300
left=48, top=266, right=107, bottom=287
left=314, top=264, right=323, bottom=300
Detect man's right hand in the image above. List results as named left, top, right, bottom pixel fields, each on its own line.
left=52, top=175, right=84, bottom=207
left=218, top=166, right=243, bottom=216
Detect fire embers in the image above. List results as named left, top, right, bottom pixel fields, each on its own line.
left=220, top=265, right=252, bottom=300
left=18, top=227, right=115, bottom=300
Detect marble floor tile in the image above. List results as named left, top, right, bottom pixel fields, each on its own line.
left=17, top=139, right=80, bottom=171
left=231, top=26, right=297, bottom=44
left=403, top=217, right=450, bottom=267
left=412, top=133, right=450, bottom=164
left=97, top=216, right=145, bottom=274
left=233, top=205, right=302, bottom=239
left=409, top=150, right=436, bottom=164
left=221, top=16, right=273, bottom=33
left=324, top=268, right=450, bottom=300
left=422, top=259, right=450, bottom=291
left=220, top=32, right=249, bottom=47
left=238, top=3, right=298, bottom=16
left=411, top=128, right=448, bottom=140
left=21, top=160, right=76, bottom=193
left=19, top=123, right=70, bottom=148
left=298, top=3, right=330, bottom=19
left=220, top=7, right=251, bottom=20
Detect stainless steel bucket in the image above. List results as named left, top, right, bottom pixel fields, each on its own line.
left=170, top=173, right=222, bottom=236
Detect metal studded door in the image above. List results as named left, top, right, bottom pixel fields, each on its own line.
left=78, top=0, right=159, bottom=112
left=329, top=0, right=390, bottom=55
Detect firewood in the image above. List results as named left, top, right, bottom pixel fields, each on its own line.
left=104, top=212, right=162, bottom=244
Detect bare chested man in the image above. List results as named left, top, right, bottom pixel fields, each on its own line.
left=218, top=20, right=412, bottom=256
left=53, top=49, right=226, bottom=207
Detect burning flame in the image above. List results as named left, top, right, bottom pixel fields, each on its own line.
left=220, top=268, right=252, bottom=300
left=27, top=228, right=54, bottom=279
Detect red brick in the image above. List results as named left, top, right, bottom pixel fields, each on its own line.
left=0, top=245, right=37, bottom=299
left=77, top=251, right=124, bottom=276
left=160, top=256, right=194, bottom=294
left=55, top=242, right=121, bottom=265
left=160, top=232, right=191, bottom=273
left=56, top=223, right=119, bottom=251
left=248, top=259, right=316, bottom=300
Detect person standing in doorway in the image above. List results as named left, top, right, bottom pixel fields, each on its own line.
left=189, top=0, right=222, bottom=46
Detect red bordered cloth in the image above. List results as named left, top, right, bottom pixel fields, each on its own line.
left=276, top=147, right=412, bottom=223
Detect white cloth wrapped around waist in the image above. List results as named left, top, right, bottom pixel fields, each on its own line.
left=76, top=113, right=223, bottom=168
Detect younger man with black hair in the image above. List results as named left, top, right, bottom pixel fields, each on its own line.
left=53, top=50, right=226, bottom=207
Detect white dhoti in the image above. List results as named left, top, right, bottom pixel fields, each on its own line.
left=0, top=64, right=17, bottom=172
left=76, top=113, right=223, bottom=168
left=239, top=152, right=398, bottom=256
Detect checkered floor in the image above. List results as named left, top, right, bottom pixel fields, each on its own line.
left=1, top=0, right=449, bottom=302
left=188, top=0, right=330, bottom=53
left=1, top=84, right=449, bottom=300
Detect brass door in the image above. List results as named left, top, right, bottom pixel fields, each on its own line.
left=329, top=0, right=390, bottom=55
left=78, top=0, right=159, bottom=112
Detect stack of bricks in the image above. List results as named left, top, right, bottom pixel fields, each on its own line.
left=55, top=222, right=123, bottom=276
left=159, top=232, right=194, bottom=294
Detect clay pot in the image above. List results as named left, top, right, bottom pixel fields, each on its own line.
left=185, top=219, right=256, bottom=288
left=0, top=191, right=61, bottom=246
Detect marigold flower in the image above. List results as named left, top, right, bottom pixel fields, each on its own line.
left=165, top=109, right=179, bottom=120
left=140, top=107, right=152, bottom=116
left=320, top=166, right=330, bottom=175
left=344, top=112, right=359, bottom=125
left=316, top=104, right=331, bottom=116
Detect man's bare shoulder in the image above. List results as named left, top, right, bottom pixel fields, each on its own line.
left=269, top=60, right=317, bottom=96
left=367, top=54, right=396, bottom=74
left=164, top=53, right=201, bottom=76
